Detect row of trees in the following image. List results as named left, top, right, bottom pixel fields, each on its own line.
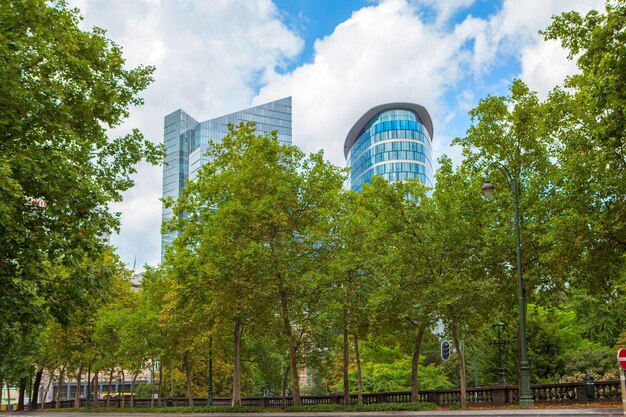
left=1, top=0, right=624, bottom=410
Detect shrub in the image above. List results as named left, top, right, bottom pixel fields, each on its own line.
left=49, top=401, right=439, bottom=413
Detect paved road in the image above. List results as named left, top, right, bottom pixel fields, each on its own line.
left=14, top=409, right=624, bottom=417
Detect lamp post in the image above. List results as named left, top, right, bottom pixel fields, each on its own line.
left=482, top=162, right=534, bottom=407
left=491, top=322, right=507, bottom=384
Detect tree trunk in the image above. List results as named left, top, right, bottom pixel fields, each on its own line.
left=120, top=369, right=125, bottom=408
left=169, top=363, right=174, bottom=400
left=18, top=376, right=26, bottom=411
left=55, top=365, right=65, bottom=409
left=342, top=307, right=350, bottom=406
left=74, top=363, right=83, bottom=408
left=42, top=370, right=54, bottom=410
left=31, top=369, right=43, bottom=410
left=29, top=372, right=33, bottom=405
left=450, top=319, right=466, bottom=407
left=130, top=374, right=138, bottom=407
left=183, top=351, right=193, bottom=407
left=158, top=362, right=162, bottom=407
left=232, top=318, right=242, bottom=407
left=208, top=337, right=213, bottom=406
left=279, top=281, right=301, bottom=406
left=93, top=372, right=99, bottom=407
left=281, top=362, right=289, bottom=409
left=85, top=364, right=90, bottom=407
left=354, top=333, right=363, bottom=405
left=107, top=369, right=113, bottom=408
left=6, top=378, right=11, bottom=407
left=411, top=325, right=425, bottom=402
left=150, top=358, right=155, bottom=408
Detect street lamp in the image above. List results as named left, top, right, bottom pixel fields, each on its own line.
left=482, top=162, right=534, bottom=407
left=491, top=322, right=507, bottom=384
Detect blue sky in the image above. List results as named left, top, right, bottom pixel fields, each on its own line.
left=273, top=0, right=371, bottom=71
left=70, top=0, right=603, bottom=271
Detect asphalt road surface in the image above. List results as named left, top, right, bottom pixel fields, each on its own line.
left=14, top=409, right=624, bottom=417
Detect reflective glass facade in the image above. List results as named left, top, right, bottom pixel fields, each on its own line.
left=161, top=97, right=292, bottom=258
left=344, top=104, right=433, bottom=192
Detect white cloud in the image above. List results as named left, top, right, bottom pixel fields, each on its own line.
left=519, top=40, right=578, bottom=98
left=255, top=0, right=482, bottom=167
left=490, top=0, right=603, bottom=93
left=66, top=0, right=606, bottom=270
left=256, top=0, right=607, bottom=177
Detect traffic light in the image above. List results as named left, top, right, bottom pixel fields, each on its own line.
left=441, top=340, right=451, bottom=361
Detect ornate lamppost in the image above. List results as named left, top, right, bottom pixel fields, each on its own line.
left=482, top=162, right=534, bottom=407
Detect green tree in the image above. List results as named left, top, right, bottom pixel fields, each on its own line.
left=540, top=0, right=625, bottom=298
left=138, top=267, right=171, bottom=406
left=361, top=177, right=436, bottom=403
left=425, top=158, right=499, bottom=406
left=453, top=80, right=557, bottom=300
left=326, top=189, right=378, bottom=404
left=0, top=0, right=163, bottom=369
left=92, top=267, right=136, bottom=407
left=452, top=2, right=626, bottom=390
left=453, top=79, right=565, bottom=397
left=164, top=123, right=345, bottom=406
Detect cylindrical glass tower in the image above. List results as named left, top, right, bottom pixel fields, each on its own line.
left=344, top=103, right=434, bottom=191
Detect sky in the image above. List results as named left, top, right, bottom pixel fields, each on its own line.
left=67, top=0, right=603, bottom=272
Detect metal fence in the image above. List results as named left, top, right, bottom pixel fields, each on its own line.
left=42, top=380, right=622, bottom=409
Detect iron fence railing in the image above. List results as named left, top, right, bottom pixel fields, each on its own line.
left=41, top=380, right=622, bottom=409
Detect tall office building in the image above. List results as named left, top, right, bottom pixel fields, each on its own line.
left=344, top=103, right=434, bottom=191
left=161, top=97, right=292, bottom=258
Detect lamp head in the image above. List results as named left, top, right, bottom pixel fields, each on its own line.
left=482, top=181, right=495, bottom=199
left=491, top=321, right=506, bottom=337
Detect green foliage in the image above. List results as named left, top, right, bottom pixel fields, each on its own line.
left=447, top=0, right=624, bottom=391
left=539, top=0, right=626, bottom=295
left=51, top=402, right=439, bottom=413
left=353, top=357, right=452, bottom=392
left=329, top=344, right=452, bottom=393
left=283, top=402, right=439, bottom=412
left=562, top=348, right=619, bottom=379
left=162, top=122, right=346, bottom=404
left=565, top=288, right=626, bottom=348
left=17, top=0, right=626, bottom=404
left=526, top=305, right=597, bottom=383
left=133, top=384, right=154, bottom=399
left=0, top=0, right=163, bottom=384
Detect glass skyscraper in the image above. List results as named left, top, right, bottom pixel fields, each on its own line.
left=344, top=103, right=434, bottom=191
left=161, top=97, right=292, bottom=258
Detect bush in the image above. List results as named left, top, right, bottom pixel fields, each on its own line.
left=563, top=348, right=617, bottom=377
left=49, top=401, right=439, bottom=413
left=134, top=383, right=154, bottom=399
left=284, top=402, right=438, bottom=412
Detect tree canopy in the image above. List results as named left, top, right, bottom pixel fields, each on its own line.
left=2, top=0, right=624, bottom=410
left=0, top=0, right=162, bottom=403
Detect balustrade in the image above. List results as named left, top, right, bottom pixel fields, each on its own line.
left=41, top=380, right=622, bottom=409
